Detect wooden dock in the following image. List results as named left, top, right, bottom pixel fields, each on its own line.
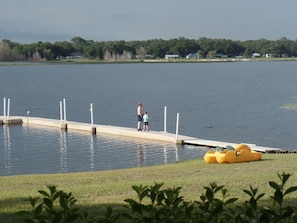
left=0, top=116, right=285, bottom=153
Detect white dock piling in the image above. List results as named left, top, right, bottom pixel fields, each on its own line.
left=3, top=97, right=6, bottom=117
left=63, top=98, right=67, bottom=121
left=7, top=98, right=10, bottom=118
left=59, top=100, right=67, bottom=130
left=90, top=103, right=96, bottom=134
left=175, top=113, right=179, bottom=140
left=90, top=103, right=94, bottom=126
left=164, top=106, right=167, bottom=132
left=60, top=101, right=63, bottom=122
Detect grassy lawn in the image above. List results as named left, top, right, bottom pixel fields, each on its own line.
left=1, top=153, right=297, bottom=222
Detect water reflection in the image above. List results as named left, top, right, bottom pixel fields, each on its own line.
left=0, top=126, right=206, bottom=176
left=3, top=125, right=12, bottom=174
left=137, top=144, right=143, bottom=166
left=59, top=129, right=67, bottom=173
left=175, top=147, right=179, bottom=162
left=89, top=135, right=95, bottom=171
left=58, top=130, right=96, bottom=173
left=162, top=146, right=180, bottom=164
left=163, top=147, right=168, bottom=164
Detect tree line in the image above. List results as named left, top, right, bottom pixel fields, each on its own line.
left=1, top=36, right=297, bottom=62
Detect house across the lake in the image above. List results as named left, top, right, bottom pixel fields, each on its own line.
left=65, top=52, right=85, bottom=60
left=165, top=54, right=179, bottom=59
left=252, top=53, right=261, bottom=58
left=186, top=53, right=198, bottom=59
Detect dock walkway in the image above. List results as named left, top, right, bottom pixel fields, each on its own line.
left=0, top=116, right=285, bottom=153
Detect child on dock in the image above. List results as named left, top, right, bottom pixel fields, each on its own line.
left=143, top=111, right=149, bottom=131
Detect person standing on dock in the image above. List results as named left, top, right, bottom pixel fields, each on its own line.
left=137, top=102, right=143, bottom=131
left=143, top=111, right=149, bottom=131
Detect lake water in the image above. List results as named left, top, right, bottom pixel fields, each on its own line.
left=1, top=61, right=297, bottom=176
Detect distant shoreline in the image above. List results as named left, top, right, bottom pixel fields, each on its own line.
left=0, top=57, right=296, bottom=66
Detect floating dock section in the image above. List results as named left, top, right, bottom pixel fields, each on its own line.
left=182, top=138, right=285, bottom=153
left=0, top=116, right=285, bottom=153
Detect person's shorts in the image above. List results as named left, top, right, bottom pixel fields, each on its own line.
left=138, top=115, right=143, bottom=121
left=144, top=122, right=149, bottom=125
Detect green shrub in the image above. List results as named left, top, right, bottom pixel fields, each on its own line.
left=20, top=185, right=81, bottom=223
left=20, top=172, right=297, bottom=223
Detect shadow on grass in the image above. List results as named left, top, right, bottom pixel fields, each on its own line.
left=258, top=158, right=273, bottom=161
left=0, top=196, right=127, bottom=223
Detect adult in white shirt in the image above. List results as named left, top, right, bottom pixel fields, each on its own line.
left=137, top=102, right=143, bottom=131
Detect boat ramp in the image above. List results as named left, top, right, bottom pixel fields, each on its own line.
left=0, top=116, right=286, bottom=154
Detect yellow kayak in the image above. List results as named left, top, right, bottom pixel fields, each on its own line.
left=204, top=144, right=262, bottom=164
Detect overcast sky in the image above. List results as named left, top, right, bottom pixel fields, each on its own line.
left=1, top=0, right=297, bottom=43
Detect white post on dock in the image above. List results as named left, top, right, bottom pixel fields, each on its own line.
left=89, top=103, right=96, bottom=134
left=3, top=97, right=6, bottom=117
left=60, top=101, right=63, bottom=123
left=7, top=98, right=10, bottom=118
left=164, top=106, right=167, bottom=132
left=175, top=112, right=179, bottom=140
left=90, top=103, right=94, bottom=126
left=63, top=98, right=67, bottom=121
left=59, top=100, right=67, bottom=130
left=26, top=111, right=30, bottom=124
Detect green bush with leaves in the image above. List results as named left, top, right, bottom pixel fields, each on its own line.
left=20, top=185, right=81, bottom=223
left=21, top=172, right=297, bottom=223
